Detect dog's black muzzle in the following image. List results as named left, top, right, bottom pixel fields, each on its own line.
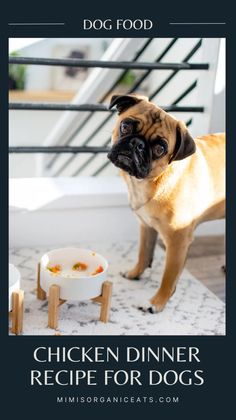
left=107, top=135, right=152, bottom=179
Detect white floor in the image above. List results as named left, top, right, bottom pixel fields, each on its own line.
left=9, top=241, right=225, bottom=336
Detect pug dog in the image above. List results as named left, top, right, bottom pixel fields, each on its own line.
left=107, top=94, right=225, bottom=313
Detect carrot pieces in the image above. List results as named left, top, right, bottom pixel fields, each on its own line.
left=91, top=265, right=104, bottom=276
left=72, top=262, right=88, bottom=271
left=46, top=261, right=104, bottom=277
left=47, top=265, right=61, bottom=274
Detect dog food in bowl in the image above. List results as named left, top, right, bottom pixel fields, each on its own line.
left=47, top=265, right=62, bottom=274
left=40, top=248, right=108, bottom=300
left=91, top=265, right=104, bottom=276
left=46, top=261, right=104, bottom=278
left=72, top=262, right=88, bottom=272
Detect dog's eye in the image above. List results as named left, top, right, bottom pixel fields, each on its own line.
left=120, top=119, right=133, bottom=135
left=152, top=140, right=168, bottom=159
left=153, top=144, right=165, bottom=157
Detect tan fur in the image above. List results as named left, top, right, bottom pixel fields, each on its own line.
left=111, top=95, right=225, bottom=312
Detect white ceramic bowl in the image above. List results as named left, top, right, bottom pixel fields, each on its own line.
left=9, top=264, right=21, bottom=312
left=40, top=248, right=108, bottom=300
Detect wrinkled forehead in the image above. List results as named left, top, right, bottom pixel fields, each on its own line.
left=112, top=101, right=178, bottom=142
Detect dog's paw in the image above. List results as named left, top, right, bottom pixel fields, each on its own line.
left=121, top=270, right=140, bottom=280
left=137, top=294, right=171, bottom=314
left=137, top=304, right=158, bottom=314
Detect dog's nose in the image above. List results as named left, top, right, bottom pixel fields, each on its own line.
left=129, top=137, right=145, bottom=152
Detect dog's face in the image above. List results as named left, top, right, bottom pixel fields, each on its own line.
left=107, top=94, right=196, bottom=179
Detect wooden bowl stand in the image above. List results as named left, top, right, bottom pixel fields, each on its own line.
left=37, top=263, right=113, bottom=329
left=9, top=290, right=24, bottom=335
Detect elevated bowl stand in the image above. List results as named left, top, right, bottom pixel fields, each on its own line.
left=9, top=290, right=24, bottom=335
left=37, top=263, right=113, bottom=330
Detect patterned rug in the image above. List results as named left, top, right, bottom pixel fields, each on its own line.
left=9, top=242, right=225, bottom=335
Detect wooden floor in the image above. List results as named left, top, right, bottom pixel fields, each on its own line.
left=159, top=235, right=226, bottom=302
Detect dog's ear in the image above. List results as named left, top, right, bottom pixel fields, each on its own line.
left=109, top=94, right=146, bottom=115
left=169, top=121, right=196, bottom=162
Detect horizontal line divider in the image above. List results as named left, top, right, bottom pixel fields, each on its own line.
left=8, top=22, right=65, bottom=25
left=9, top=57, right=209, bottom=70
left=9, top=146, right=110, bottom=154
left=9, top=103, right=204, bottom=112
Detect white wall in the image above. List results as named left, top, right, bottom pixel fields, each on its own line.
left=9, top=177, right=225, bottom=248
left=9, top=111, right=63, bottom=177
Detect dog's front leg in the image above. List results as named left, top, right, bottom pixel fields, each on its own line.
left=140, top=230, right=193, bottom=312
left=124, top=223, right=157, bottom=280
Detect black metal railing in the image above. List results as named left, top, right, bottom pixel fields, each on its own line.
left=9, top=38, right=207, bottom=176
left=9, top=146, right=110, bottom=153
left=9, top=103, right=204, bottom=112
left=9, top=56, right=209, bottom=70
